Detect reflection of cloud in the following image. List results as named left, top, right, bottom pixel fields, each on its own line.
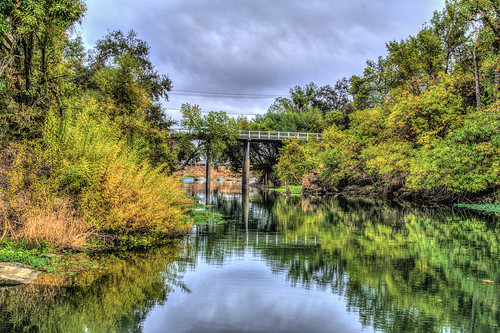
left=81, top=0, right=445, bottom=119
left=143, top=258, right=367, bottom=333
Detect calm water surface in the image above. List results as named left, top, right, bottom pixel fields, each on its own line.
left=1, top=183, right=499, bottom=332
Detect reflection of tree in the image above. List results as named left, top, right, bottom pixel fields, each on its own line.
left=197, top=190, right=500, bottom=332
left=0, top=245, right=191, bottom=333
left=271, top=195, right=500, bottom=333
left=1, top=190, right=498, bottom=332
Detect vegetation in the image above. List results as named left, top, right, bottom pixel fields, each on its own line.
left=455, top=203, right=500, bottom=214
left=264, top=0, right=500, bottom=203
left=177, top=103, right=238, bottom=169
left=271, top=185, right=302, bottom=195
left=1, top=0, right=499, bottom=272
left=0, top=0, right=191, bottom=258
left=187, top=207, right=226, bottom=225
left=0, top=238, right=103, bottom=276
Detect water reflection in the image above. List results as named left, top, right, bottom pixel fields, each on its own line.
left=0, top=245, right=191, bottom=332
left=0, top=183, right=498, bottom=333
left=242, top=186, right=249, bottom=232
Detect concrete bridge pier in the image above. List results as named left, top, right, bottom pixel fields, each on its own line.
left=242, top=140, right=250, bottom=188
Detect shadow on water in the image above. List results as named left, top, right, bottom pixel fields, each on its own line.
left=0, top=182, right=499, bottom=332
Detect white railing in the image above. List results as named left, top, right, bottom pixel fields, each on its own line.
left=169, top=129, right=323, bottom=141
left=238, top=130, right=323, bottom=140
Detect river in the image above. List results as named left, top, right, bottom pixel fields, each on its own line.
left=0, top=183, right=499, bottom=332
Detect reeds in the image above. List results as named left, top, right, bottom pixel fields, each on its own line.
left=1, top=198, right=94, bottom=250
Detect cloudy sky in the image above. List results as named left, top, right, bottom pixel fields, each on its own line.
left=79, top=0, right=446, bottom=122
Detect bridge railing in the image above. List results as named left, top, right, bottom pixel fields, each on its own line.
left=168, top=129, right=323, bottom=141
left=238, top=130, right=323, bottom=141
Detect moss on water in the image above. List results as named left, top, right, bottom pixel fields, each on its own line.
left=186, top=205, right=226, bottom=225
left=455, top=203, right=500, bottom=215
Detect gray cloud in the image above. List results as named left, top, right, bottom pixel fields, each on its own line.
left=81, top=0, right=445, bottom=119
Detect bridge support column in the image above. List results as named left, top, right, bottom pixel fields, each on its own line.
left=242, top=140, right=250, bottom=188
left=205, top=147, right=211, bottom=204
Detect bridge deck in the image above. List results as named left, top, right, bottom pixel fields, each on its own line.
left=238, top=130, right=322, bottom=141
left=170, top=129, right=323, bottom=141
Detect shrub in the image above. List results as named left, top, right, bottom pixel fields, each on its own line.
left=5, top=99, right=189, bottom=247
left=275, top=139, right=321, bottom=185
left=408, top=102, right=500, bottom=193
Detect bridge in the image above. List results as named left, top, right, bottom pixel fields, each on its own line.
left=170, top=129, right=323, bottom=188
left=170, top=129, right=323, bottom=142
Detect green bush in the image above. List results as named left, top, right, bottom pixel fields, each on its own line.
left=6, top=98, right=190, bottom=246
left=408, top=102, right=500, bottom=192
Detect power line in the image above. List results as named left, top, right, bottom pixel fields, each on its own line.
left=170, top=89, right=282, bottom=99
left=165, top=107, right=256, bottom=115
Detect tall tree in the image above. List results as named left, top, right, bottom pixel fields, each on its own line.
left=456, top=0, right=500, bottom=100
left=349, top=57, right=389, bottom=110
left=0, top=0, right=86, bottom=140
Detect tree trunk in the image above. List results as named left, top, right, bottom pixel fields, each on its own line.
left=473, top=45, right=481, bottom=109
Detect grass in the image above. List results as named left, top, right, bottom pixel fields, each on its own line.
left=272, top=185, right=303, bottom=195
left=13, top=202, right=95, bottom=250
left=455, top=203, right=500, bottom=214
left=0, top=238, right=103, bottom=276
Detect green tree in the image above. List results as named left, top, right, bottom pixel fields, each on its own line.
left=180, top=103, right=238, bottom=167
left=0, top=0, right=86, bottom=141
left=456, top=0, right=500, bottom=99
left=349, top=57, right=389, bottom=110
left=86, top=30, right=176, bottom=169
left=275, top=139, right=321, bottom=185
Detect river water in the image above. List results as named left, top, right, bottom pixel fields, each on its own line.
left=0, top=183, right=499, bottom=332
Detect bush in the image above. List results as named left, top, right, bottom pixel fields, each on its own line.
left=4, top=99, right=189, bottom=248
left=408, top=102, right=500, bottom=193
left=275, top=139, right=321, bottom=185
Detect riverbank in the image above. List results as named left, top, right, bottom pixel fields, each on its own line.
left=298, top=169, right=500, bottom=206
left=173, top=165, right=241, bottom=180
left=0, top=187, right=228, bottom=285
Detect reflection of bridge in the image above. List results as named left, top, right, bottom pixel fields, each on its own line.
left=201, top=188, right=320, bottom=248
left=171, top=129, right=323, bottom=189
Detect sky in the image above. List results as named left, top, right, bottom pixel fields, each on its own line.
left=79, top=0, right=446, bottom=122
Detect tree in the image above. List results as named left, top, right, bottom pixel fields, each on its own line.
left=0, top=0, right=86, bottom=141
left=430, top=1, right=470, bottom=74
left=89, top=30, right=172, bottom=102
left=385, top=29, right=445, bottom=94
left=180, top=104, right=238, bottom=167
left=84, top=30, right=176, bottom=168
left=349, top=57, right=389, bottom=110
left=275, top=139, right=321, bottom=185
left=87, top=30, right=172, bottom=122
left=456, top=0, right=500, bottom=98
left=312, top=78, right=351, bottom=115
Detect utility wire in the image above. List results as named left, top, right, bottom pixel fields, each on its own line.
left=170, top=89, right=282, bottom=99
left=165, top=107, right=256, bottom=115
